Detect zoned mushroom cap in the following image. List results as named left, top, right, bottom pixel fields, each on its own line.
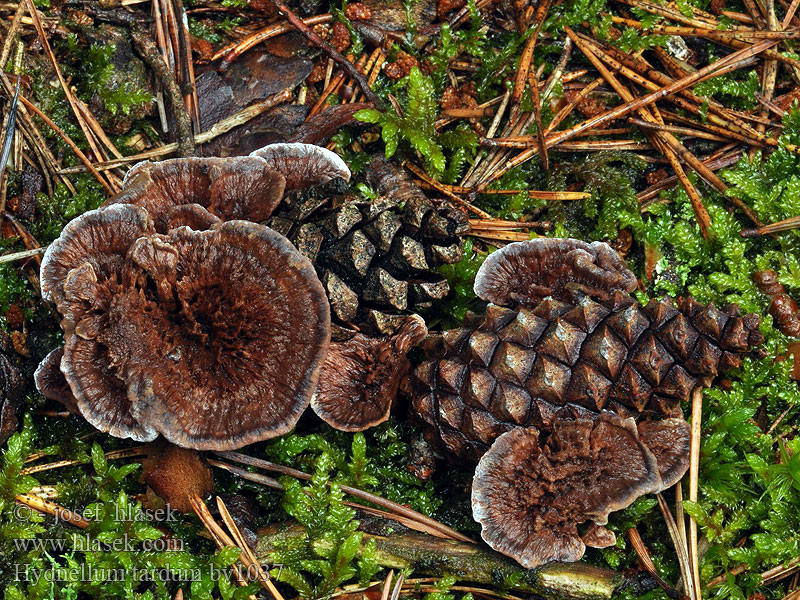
left=473, top=238, right=637, bottom=307
left=34, top=347, right=78, bottom=414
left=311, top=315, right=427, bottom=431
left=109, top=155, right=287, bottom=232
left=471, top=411, right=661, bottom=569
left=40, top=204, right=154, bottom=306
left=250, top=142, right=351, bottom=189
left=637, top=418, right=690, bottom=491
left=39, top=205, right=161, bottom=441
left=120, top=221, right=331, bottom=450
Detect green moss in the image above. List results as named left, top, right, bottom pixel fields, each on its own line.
left=0, top=264, right=33, bottom=316
left=270, top=451, right=377, bottom=599
left=68, top=38, right=152, bottom=118
left=265, top=421, right=442, bottom=517
left=355, top=67, right=446, bottom=177
left=32, top=177, right=105, bottom=244
left=2, top=432, right=255, bottom=600
left=7, top=6, right=800, bottom=600
left=694, top=70, right=761, bottom=111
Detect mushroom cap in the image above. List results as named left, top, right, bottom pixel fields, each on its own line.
left=581, top=523, right=617, bottom=549
left=311, top=315, right=427, bottom=431
left=109, top=156, right=287, bottom=232
left=63, top=326, right=159, bottom=443
left=39, top=206, right=162, bottom=441
left=471, top=412, right=661, bottom=568
left=473, top=238, right=637, bottom=307
left=34, top=347, right=79, bottom=414
left=118, top=221, right=331, bottom=450
left=250, top=142, right=351, bottom=189
left=40, top=204, right=154, bottom=306
left=637, top=418, right=690, bottom=490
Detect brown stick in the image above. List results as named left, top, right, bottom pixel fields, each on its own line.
left=132, top=29, right=196, bottom=157
left=0, top=0, right=24, bottom=69
left=213, top=451, right=472, bottom=543
left=609, top=16, right=800, bottom=38
left=510, top=0, right=552, bottom=112
left=476, top=39, right=775, bottom=191
left=566, top=28, right=712, bottom=239
left=687, top=387, right=703, bottom=600
left=58, top=88, right=294, bottom=174
left=261, top=0, right=382, bottom=109
left=214, top=14, right=333, bottom=65
left=403, top=161, right=492, bottom=218
left=545, top=77, right=603, bottom=134
left=528, top=67, right=549, bottom=170
left=256, top=520, right=622, bottom=600
left=18, top=95, right=114, bottom=195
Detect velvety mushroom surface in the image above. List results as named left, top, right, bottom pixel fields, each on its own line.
left=471, top=412, right=662, bottom=569
left=36, top=144, right=350, bottom=450
left=105, top=142, right=349, bottom=232
left=111, top=156, right=285, bottom=232
left=312, top=315, right=427, bottom=431
left=123, top=222, right=331, bottom=450
left=251, top=142, right=351, bottom=189
left=473, top=238, right=638, bottom=307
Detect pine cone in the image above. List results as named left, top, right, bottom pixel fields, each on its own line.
left=410, top=289, right=764, bottom=462
left=268, top=157, right=469, bottom=333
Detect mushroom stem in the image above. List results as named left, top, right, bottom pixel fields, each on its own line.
left=255, top=521, right=623, bottom=600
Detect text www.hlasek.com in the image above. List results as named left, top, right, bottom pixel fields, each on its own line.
left=13, top=532, right=180, bottom=553
left=11, top=501, right=279, bottom=585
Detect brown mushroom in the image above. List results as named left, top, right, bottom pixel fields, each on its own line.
left=471, top=412, right=661, bottom=568
left=581, top=523, right=617, bottom=549
left=34, top=347, right=79, bottom=414
left=39, top=201, right=332, bottom=448
left=473, top=238, right=637, bottom=307
left=39, top=204, right=154, bottom=309
left=115, top=221, right=331, bottom=450
left=38, top=205, right=160, bottom=441
left=108, top=155, right=287, bottom=232
left=250, top=142, right=351, bottom=189
left=62, top=329, right=159, bottom=442
left=637, top=418, right=690, bottom=491
left=141, top=440, right=214, bottom=514
left=311, top=315, right=427, bottom=431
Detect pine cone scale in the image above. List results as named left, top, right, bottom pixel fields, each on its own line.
left=269, top=158, right=469, bottom=332
left=410, top=294, right=763, bottom=461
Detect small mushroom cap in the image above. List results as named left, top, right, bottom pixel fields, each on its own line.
left=34, top=347, right=79, bottom=414
left=120, top=221, right=331, bottom=450
left=472, top=412, right=661, bottom=569
left=165, top=204, right=223, bottom=232
left=63, top=331, right=159, bottom=442
left=473, top=238, right=637, bottom=307
left=40, top=204, right=154, bottom=305
left=581, top=523, right=617, bottom=549
left=250, top=143, right=351, bottom=189
left=110, top=156, right=287, bottom=231
left=311, top=315, right=427, bottom=431
left=637, top=418, right=690, bottom=491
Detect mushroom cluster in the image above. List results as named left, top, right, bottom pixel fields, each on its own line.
left=36, top=143, right=423, bottom=450
left=408, top=237, right=764, bottom=568
left=472, top=412, right=690, bottom=567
